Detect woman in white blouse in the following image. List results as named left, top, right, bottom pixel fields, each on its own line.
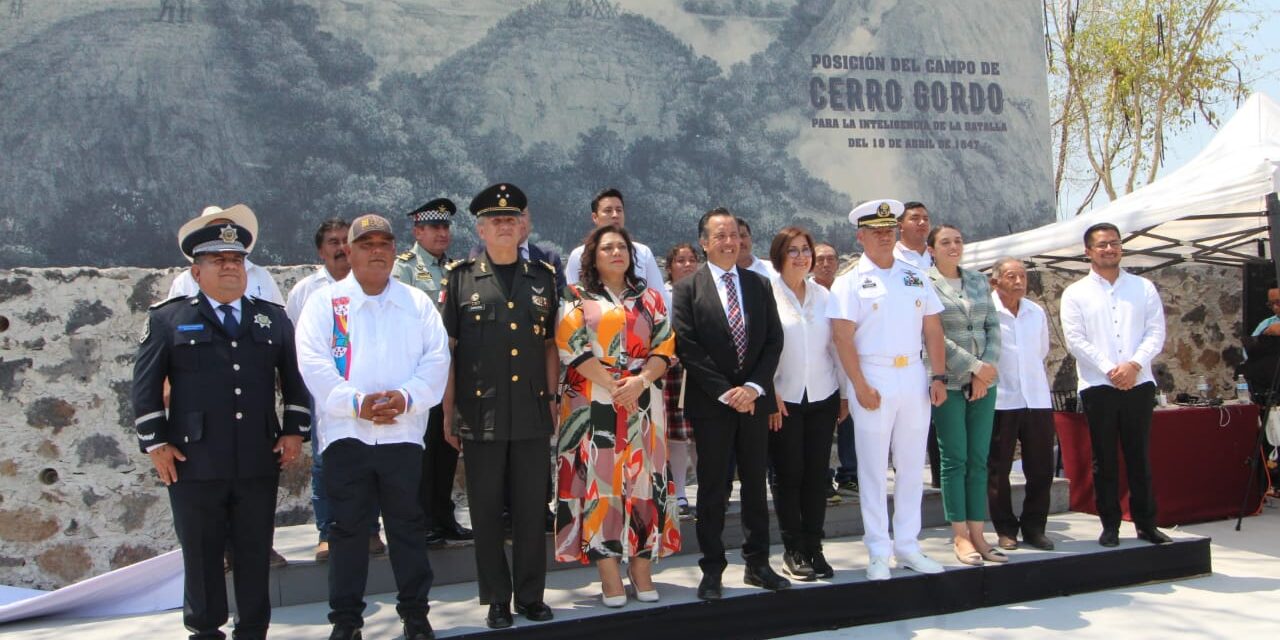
left=767, top=226, right=844, bottom=581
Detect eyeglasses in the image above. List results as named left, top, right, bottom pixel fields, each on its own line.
left=1091, top=241, right=1122, bottom=250
left=786, top=247, right=813, bottom=258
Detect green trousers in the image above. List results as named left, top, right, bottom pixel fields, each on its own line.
left=932, top=388, right=997, bottom=522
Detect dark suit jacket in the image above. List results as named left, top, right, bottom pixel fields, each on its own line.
left=132, top=293, right=311, bottom=481
left=672, top=264, right=783, bottom=419
left=470, top=242, right=566, bottom=292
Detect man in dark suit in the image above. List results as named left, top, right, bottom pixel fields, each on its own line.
left=672, top=207, right=789, bottom=600
left=133, top=218, right=310, bottom=640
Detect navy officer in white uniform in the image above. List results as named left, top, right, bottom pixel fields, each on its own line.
left=828, top=199, right=949, bottom=581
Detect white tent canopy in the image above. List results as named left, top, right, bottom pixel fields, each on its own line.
left=963, top=92, right=1280, bottom=274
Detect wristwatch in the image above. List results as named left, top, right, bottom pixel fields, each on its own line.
left=931, top=374, right=947, bottom=383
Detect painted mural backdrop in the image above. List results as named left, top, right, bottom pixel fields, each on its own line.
left=0, top=0, right=1053, bottom=268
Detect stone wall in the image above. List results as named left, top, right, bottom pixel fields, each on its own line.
left=0, top=262, right=1247, bottom=589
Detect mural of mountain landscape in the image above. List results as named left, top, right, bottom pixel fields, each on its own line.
left=0, top=0, right=1052, bottom=268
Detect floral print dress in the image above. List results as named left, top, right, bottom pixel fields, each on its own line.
left=553, top=283, right=681, bottom=563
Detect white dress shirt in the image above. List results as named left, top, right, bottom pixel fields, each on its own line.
left=770, top=274, right=842, bottom=403
left=566, top=240, right=670, bottom=308
left=1060, top=269, right=1166, bottom=392
left=286, top=265, right=344, bottom=325
left=744, top=255, right=778, bottom=279
left=705, top=261, right=765, bottom=397
left=893, top=242, right=933, bottom=270
left=992, top=293, right=1052, bottom=410
left=294, top=275, right=450, bottom=453
left=167, top=258, right=285, bottom=305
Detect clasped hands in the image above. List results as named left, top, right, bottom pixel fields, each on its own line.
left=1106, top=361, right=1141, bottom=390
left=359, top=390, right=407, bottom=424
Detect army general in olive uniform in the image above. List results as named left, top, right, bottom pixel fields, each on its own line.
left=393, top=197, right=474, bottom=546
left=441, top=183, right=559, bottom=630
left=132, top=218, right=310, bottom=640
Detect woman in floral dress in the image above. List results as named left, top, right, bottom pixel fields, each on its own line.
left=554, top=225, right=680, bottom=607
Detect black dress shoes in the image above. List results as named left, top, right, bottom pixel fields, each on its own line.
left=1098, top=529, right=1120, bottom=547
left=744, top=563, right=792, bottom=591
left=1024, top=532, right=1056, bottom=551
left=1137, top=527, right=1172, bottom=545
left=809, top=550, right=835, bottom=579
left=486, top=603, right=513, bottom=629
left=515, top=601, right=554, bottom=621
left=425, top=529, right=447, bottom=548
left=782, top=550, right=816, bottom=581
left=696, top=573, right=723, bottom=600
left=401, top=616, right=435, bottom=640
left=328, top=624, right=362, bottom=640
left=438, top=521, right=474, bottom=541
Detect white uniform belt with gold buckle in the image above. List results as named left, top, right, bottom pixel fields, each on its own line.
left=859, top=354, right=921, bottom=368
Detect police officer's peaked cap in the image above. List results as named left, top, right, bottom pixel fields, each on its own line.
left=469, top=183, right=527, bottom=217
left=181, top=223, right=253, bottom=259
left=849, top=199, right=904, bottom=228
left=408, top=198, right=456, bottom=225
left=176, top=204, right=259, bottom=262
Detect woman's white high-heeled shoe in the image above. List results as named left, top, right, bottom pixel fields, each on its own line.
left=601, top=592, right=628, bottom=608
left=628, top=566, right=660, bottom=602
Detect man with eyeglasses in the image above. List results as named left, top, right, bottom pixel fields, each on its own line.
left=1060, top=222, right=1169, bottom=547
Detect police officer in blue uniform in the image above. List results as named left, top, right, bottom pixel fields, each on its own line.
left=132, top=219, right=311, bottom=640
left=442, top=183, right=559, bottom=629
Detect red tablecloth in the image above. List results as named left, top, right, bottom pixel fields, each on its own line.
left=1055, top=404, right=1265, bottom=527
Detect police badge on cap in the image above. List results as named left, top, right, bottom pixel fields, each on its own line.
left=408, top=198, right=456, bottom=225
left=181, top=223, right=253, bottom=258
left=848, top=199, right=905, bottom=228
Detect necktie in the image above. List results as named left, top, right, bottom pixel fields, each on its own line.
left=722, top=271, right=747, bottom=366
left=218, top=304, right=239, bottom=337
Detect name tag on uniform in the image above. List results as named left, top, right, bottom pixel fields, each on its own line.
left=177, top=324, right=205, bottom=332
left=465, top=303, right=485, bottom=313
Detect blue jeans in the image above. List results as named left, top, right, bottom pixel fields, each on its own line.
left=829, top=414, right=857, bottom=483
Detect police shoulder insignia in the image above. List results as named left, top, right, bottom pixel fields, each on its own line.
left=397, top=250, right=415, bottom=262
left=138, top=318, right=151, bottom=344
left=149, top=295, right=187, bottom=310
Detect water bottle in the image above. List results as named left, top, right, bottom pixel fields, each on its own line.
left=1236, top=375, right=1251, bottom=403
left=1196, top=375, right=1210, bottom=399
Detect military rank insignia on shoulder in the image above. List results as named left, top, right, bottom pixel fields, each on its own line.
left=397, top=250, right=415, bottom=262
left=539, top=260, right=555, bottom=274
left=445, top=259, right=471, bottom=272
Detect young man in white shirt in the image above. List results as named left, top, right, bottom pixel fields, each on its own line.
left=736, top=218, right=778, bottom=278
left=893, top=201, right=933, bottom=270
left=565, top=187, right=668, bottom=307
left=1060, top=223, right=1170, bottom=547
left=987, top=257, right=1055, bottom=551
left=294, top=214, right=451, bottom=640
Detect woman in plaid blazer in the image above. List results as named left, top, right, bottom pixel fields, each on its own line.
left=926, top=224, right=1003, bottom=566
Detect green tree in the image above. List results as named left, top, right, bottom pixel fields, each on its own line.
left=1046, top=0, right=1259, bottom=214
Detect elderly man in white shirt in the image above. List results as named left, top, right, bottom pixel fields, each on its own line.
left=167, top=205, right=286, bottom=304
left=1060, top=222, right=1169, bottom=548
left=295, top=214, right=450, bottom=640
left=565, top=187, right=669, bottom=307
left=986, top=257, right=1056, bottom=552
